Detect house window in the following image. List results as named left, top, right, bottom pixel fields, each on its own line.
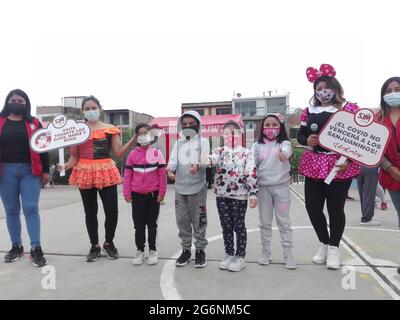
left=267, top=97, right=286, bottom=114
left=216, top=108, right=231, bottom=115
left=234, top=101, right=256, bottom=117
left=122, top=113, right=129, bottom=125
left=109, top=113, right=115, bottom=124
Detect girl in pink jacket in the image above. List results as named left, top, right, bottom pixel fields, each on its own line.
left=123, top=123, right=167, bottom=266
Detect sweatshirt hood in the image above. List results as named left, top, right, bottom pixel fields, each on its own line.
left=177, top=110, right=202, bottom=140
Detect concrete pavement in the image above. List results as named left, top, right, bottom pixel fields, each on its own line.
left=0, top=183, right=399, bottom=300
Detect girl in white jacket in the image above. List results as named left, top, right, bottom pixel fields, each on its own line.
left=209, top=121, right=258, bottom=272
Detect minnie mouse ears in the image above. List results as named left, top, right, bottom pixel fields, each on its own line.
left=306, top=64, right=336, bottom=83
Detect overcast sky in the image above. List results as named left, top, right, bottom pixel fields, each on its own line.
left=0, top=0, right=399, bottom=117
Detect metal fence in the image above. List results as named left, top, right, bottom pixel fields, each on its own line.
left=290, top=168, right=305, bottom=184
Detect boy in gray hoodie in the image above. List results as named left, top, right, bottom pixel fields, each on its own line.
left=166, top=110, right=210, bottom=268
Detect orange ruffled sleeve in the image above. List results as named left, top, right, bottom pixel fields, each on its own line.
left=90, top=126, right=121, bottom=139
left=104, top=127, right=121, bottom=135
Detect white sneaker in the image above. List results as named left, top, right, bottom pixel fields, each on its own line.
left=228, top=257, right=247, bottom=272
left=258, top=250, right=272, bottom=265
left=360, top=219, right=381, bottom=226
left=147, top=250, right=158, bottom=265
left=219, top=255, right=235, bottom=270
left=132, top=250, right=144, bottom=266
left=326, top=246, right=340, bottom=270
left=283, top=248, right=297, bottom=270
left=312, top=243, right=328, bottom=264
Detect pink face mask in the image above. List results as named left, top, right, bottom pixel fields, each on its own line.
left=223, top=135, right=240, bottom=148
left=263, top=127, right=280, bottom=140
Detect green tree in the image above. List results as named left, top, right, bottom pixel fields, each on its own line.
left=50, top=148, right=72, bottom=184
left=290, top=145, right=305, bottom=170
left=113, top=128, right=135, bottom=174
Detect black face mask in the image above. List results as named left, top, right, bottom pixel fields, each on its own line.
left=7, top=103, right=27, bottom=116
left=182, top=125, right=199, bottom=140
left=152, top=136, right=159, bottom=144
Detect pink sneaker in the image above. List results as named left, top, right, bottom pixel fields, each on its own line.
left=381, top=202, right=388, bottom=210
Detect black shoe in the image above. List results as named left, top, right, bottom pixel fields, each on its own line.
left=86, top=245, right=101, bottom=262
left=102, top=242, right=119, bottom=260
left=5, top=244, right=24, bottom=263
left=30, top=246, right=46, bottom=267
left=176, top=249, right=191, bottom=267
left=194, top=249, right=207, bottom=268
left=398, top=266, right=400, bottom=274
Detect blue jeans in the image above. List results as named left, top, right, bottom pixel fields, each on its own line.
left=0, top=163, right=42, bottom=247
left=388, top=190, right=400, bottom=228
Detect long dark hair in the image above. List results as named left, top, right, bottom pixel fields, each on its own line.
left=81, top=95, right=101, bottom=110
left=257, top=114, right=289, bottom=144
left=310, top=76, right=346, bottom=108
left=135, top=123, right=151, bottom=134
left=222, top=120, right=241, bottom=131
left=378, top=76, right=400, bottom=119
left=0, top=89, right=34, bottom=122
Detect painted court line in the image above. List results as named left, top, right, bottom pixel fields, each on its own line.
left=290, top=186, right=400, bottom=300
left=160, top=188, right=400, bottom=300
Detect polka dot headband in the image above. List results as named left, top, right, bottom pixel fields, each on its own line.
left=306, top=64, right=336, bottom=83
left=265, top=113, right=285, bottom=124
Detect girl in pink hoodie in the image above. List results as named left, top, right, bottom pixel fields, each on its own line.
left=123, top=124, right=167, bottom=266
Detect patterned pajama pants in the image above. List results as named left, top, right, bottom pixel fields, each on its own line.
left=216, top=197, right=248, bottom=258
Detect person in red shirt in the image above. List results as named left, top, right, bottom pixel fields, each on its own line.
left=377, top=76, right=400, bottom=229
left=0, top=89, right=49, bottom=267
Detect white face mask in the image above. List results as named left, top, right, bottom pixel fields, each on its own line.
left=383, top=92, right=400, bottom=108
left=137, top=134, right=152, bottom=146
left=84, top=110, right=100, bottom=122
left=315, top=88, right=335, bottom=104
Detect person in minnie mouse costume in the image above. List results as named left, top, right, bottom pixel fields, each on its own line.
left=297, top=64, right=361, bottom=270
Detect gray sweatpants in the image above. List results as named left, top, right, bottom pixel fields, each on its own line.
left=257, top=184, right=293, bottom=250
left=175, top=186, right=208, bottom=251
left=357, top=166, right=378, bottom=223
left=376, top=182, right=386, bottom=203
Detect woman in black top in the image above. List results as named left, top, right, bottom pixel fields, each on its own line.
left=0, top=89, right=49, bottom=267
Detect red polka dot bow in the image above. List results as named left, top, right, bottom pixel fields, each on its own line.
left=306, top=64, right=336, bottom=83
